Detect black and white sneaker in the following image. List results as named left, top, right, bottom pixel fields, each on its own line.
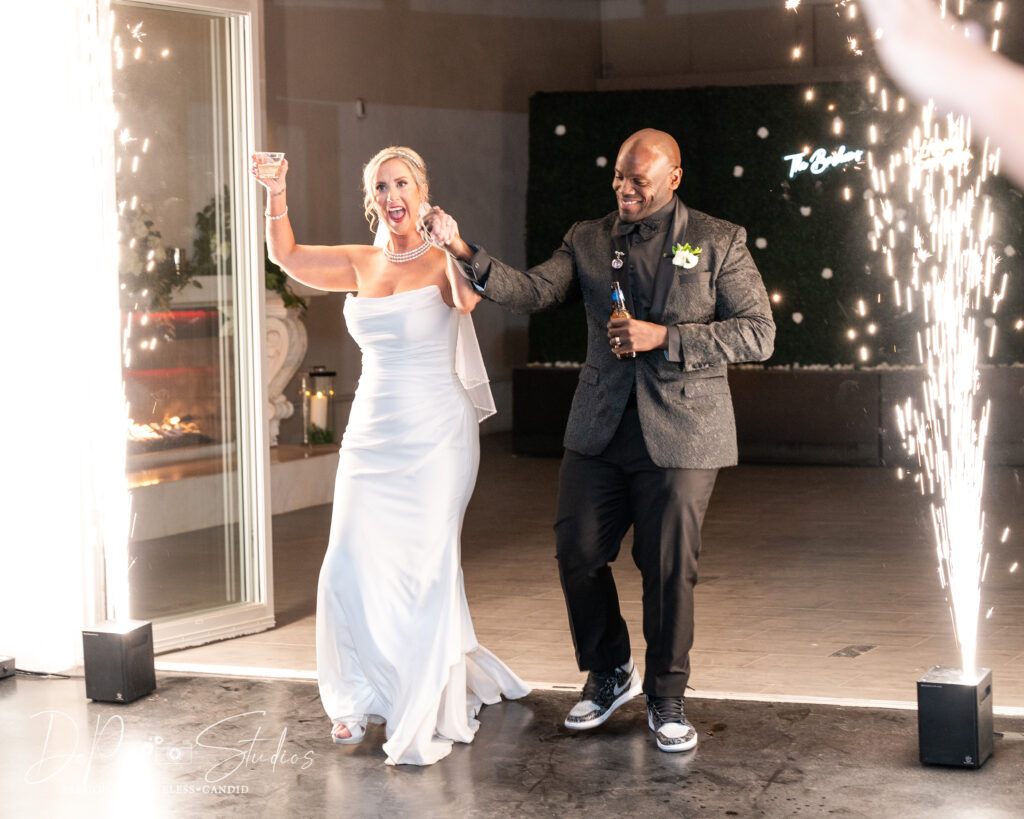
left=646, top=696, right=698, bottom=752
left=564, top=660, right=642, bottom=730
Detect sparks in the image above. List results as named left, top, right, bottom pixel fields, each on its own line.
left=852, top=0, right=1017, bottom=677
left=880, top=104, right=998, bottom=676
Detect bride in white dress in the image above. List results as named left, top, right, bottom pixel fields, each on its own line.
left=252, top=146, right=529, bottom=766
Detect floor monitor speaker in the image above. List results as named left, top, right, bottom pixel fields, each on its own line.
left=82, top=620, right=156, bottom=704
left=917, top=665, right=993, bottom=768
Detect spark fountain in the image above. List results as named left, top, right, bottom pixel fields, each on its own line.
left=878, top=104, right=998, bottom=768
left=81, top=4, right=160, bottom=705
left=2, top=0, right=126, bottom=672
left=786, top=0, right=1011, bottom=768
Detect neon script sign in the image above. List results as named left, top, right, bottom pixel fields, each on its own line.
left=784, top=145, right=864, bottom=178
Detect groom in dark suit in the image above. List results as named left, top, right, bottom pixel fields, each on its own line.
left=439, top=128, right=774, bottom=752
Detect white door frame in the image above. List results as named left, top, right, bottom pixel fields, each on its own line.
left=112, top=0, right=274, bottom=653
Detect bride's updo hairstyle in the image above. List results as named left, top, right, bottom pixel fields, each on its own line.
left=362, top=146, right=430, bottom=233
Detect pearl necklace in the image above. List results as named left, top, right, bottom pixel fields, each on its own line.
left=383, top=240, right=430, bottom=264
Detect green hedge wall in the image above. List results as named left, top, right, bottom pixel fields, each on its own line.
left=526, top=84, right=1024, bottom=367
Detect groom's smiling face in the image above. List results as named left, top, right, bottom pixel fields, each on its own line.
left=612, top=142, right=682, bottom=223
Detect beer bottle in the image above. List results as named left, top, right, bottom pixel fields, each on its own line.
left=610, top=281, right=636, bottom=359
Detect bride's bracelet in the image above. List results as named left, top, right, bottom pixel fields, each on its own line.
left=265, top=206, right=289, bottom=221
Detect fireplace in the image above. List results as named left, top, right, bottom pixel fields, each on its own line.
left=123, top=307, right=233, bottom=469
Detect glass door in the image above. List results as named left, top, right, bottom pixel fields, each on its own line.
left=112, top=0, right=271, bottom=651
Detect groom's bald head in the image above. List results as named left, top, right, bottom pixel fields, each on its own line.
left=613, top=129, right=683, bottom=223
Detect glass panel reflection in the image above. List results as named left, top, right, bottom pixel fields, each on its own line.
left=114, top=3, right=247, bottom=621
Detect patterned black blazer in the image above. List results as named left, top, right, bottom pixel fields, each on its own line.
left=465, top=197, right=775, bottom=469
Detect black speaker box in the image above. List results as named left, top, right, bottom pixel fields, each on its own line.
left=82, top=620, right=156, bottom=704
left=917, top=665, right=993, bottom=768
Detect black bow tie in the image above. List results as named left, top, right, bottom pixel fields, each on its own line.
left=616, top=218, right=660, bottom=242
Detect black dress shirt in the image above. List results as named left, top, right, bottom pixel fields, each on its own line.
left=613, top=197, right=676, bottom=320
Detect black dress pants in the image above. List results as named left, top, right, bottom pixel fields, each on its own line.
left=554, top=403, right=718, bottom=697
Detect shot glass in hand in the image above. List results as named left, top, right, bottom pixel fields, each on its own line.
left=256, top=152, right=285, bottom=179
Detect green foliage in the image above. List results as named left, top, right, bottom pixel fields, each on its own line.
left=265, top=244, right=307, bottom=310
left=193, top=184, right=306, bottom=309
left=118, top=186, right=307, bottom=320
left=118, top=205, right=202, bottom=326
left=526, top=85, right=1024, bottom=366
left=308, top=424, right=334, bottom=444
left=191, top=185, right=233, bottom=276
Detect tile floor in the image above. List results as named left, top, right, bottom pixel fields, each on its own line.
left=161, top=434, right=1024, bottom=711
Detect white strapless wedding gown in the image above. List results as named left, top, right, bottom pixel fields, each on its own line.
left=316, top=285, right=529, bottom=766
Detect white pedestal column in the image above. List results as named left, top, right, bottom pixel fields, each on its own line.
left=265, top=292, right=308, bottom=446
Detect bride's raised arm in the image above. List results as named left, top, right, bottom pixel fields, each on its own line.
left=425, top=206, right=481, bottom=313
left=251, top=154, right=364, bottom=292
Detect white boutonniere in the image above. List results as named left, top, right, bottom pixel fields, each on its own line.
left=670, top=242, right=702, bottom=269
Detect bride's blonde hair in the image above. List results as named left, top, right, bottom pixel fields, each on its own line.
left=362, top=146, right=430, bottom=234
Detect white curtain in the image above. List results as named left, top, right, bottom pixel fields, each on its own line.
left=0, top=1, right=125, bottom=672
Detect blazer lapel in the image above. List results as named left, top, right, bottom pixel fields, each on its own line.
left=648, top=198, right=690, bottom=323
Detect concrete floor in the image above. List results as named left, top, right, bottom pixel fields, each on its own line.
left=5, top=435, right=1024, bottom=816
left=3, top=673, right=1023, bottom=817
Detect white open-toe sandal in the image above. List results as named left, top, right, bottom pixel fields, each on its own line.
left=331, top=717, right=368, bottom=745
